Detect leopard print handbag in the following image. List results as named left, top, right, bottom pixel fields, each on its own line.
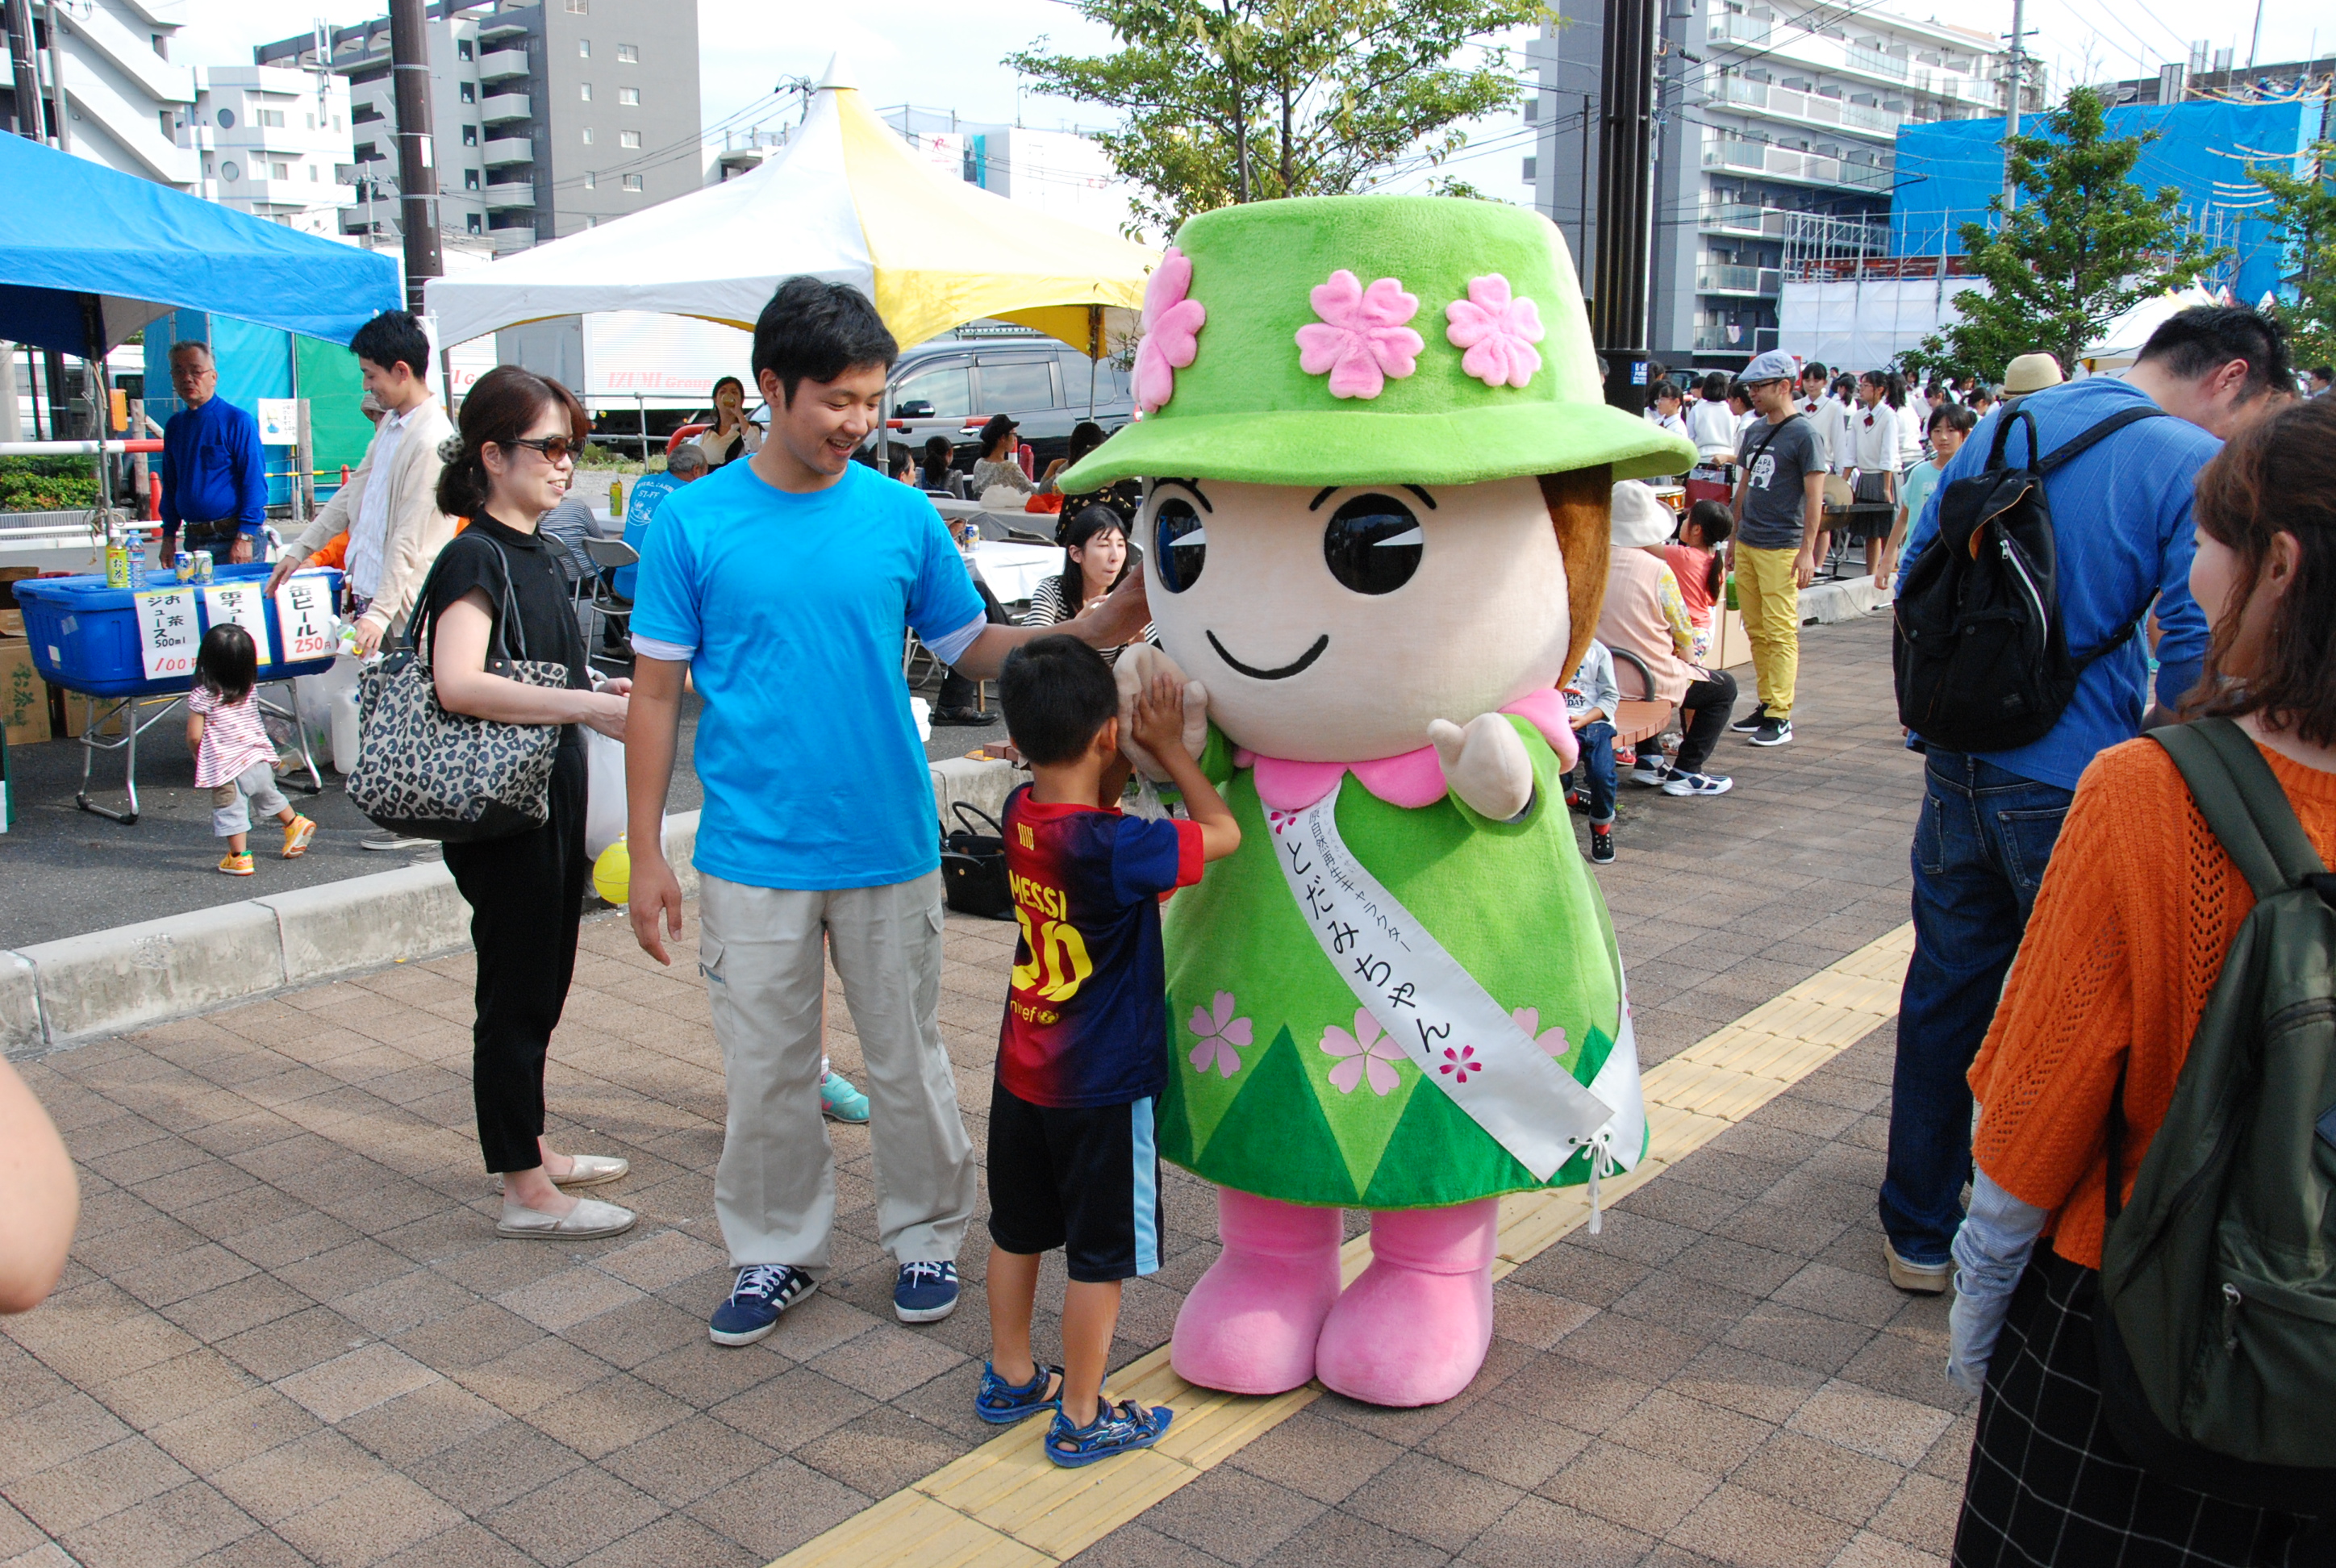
left=348, top=545, right=573, bottom=842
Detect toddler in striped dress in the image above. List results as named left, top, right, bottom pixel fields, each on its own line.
left=187, top=623, right=314, bottom=875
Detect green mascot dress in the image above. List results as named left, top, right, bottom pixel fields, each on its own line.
left=1059, top=194, right=1696, bottom=1407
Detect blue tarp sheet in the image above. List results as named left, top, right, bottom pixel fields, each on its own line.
left=0, top=132, right=402, bottom=358
left=1891, top=100, right=2319, bottom=311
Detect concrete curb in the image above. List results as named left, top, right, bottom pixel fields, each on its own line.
left=3, top=811, right=701, bottom=1057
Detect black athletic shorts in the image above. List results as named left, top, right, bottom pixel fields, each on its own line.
left=985, top=1078, right=1162, bottom=1283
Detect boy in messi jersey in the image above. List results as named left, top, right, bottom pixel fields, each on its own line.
left=978, top=636, right=1240, bottom=1466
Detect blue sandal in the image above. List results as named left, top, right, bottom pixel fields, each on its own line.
left=975, top=1362, right=1063, bottom=1425
left=1043, top=1398, right=1174, bottom=1467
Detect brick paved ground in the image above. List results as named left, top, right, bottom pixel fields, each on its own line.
left=0, top=613, right=1958, bottom=1568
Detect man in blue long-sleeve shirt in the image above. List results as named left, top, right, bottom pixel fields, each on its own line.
left=1878, top=306, right=2294, bottom=1295
left=160, top=341, right=268, bottom=563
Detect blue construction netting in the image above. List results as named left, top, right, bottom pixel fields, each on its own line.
left=1890, top=98, right=2323, bottom=309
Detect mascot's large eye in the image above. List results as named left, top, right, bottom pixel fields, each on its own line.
left=1322, top=493, right=1424, bottom=595
left=1154, top=497, right=1206, bottom=593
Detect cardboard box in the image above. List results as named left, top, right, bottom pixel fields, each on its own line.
left=1710, top=605, right=1752, bottom=672
left=0, top=609, right=21, bottom=636
left=0, top=638, right=52, bottom=747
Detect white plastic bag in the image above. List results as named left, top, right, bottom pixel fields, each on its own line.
left=583, top=728, right=628, bottom=857
left=293, top=653, right=361, bottom=770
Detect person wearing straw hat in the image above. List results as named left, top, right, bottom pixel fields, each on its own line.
left=1060, top=194, right=1694, bottom=1407
left=2000, top=352, right=2064, bottom=400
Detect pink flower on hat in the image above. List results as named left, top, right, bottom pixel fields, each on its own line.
left=1444, top=274, right=1544, bottom=390
left=1295, top=270, right=1424, bottom=400
left=1130, top=247, right=1206, bottom=415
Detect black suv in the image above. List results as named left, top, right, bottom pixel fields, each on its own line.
left=862, top=337, right=1135, bottom=472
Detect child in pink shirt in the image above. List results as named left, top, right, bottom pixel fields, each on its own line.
left=188, top=623, right=314, bottom=874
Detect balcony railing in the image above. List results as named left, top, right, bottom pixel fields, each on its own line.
left=1700, top=202, right=1786, bottom=235
left=1714, top=74, right=1904, bottom=138
left=482, top=136, right=532, bottom=165
left=1846, top=42, right=1909, bottom=81
left=478, top=47, right=529, bottom=82
left=1708, top=14, right=1771, bottom=45
left=480, top=93, right=532, bottom=124
left=1692, top=324, right=1756, bottom=352
left=1697, top=266, right=1781, bottom=296
left=1703, top=139, right=1892, bottom=191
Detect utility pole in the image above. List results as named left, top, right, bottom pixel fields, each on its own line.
left=2003, top=0, right=2025, bottom=210
left=1591, top=0, right=1658, bottom=414
left=2247, top=0, right=2264, bottom=69
left=4, top=0, right=41, bottom=141
left=388, top=0, right=440, bottom=313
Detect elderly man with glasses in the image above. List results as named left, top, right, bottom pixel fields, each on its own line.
left=159, top=340, right=268, bottom=565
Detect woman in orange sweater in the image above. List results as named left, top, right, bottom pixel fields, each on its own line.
left=1946, top=396, right=2334, bottom=1564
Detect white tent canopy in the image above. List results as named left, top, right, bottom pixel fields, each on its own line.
left=2081, top=285, right=2225, bottom=371
left=423, top=57, right=1156, bottom=356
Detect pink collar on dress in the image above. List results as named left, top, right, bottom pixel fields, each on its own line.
left=1232, top=687, right=1579, bottom=811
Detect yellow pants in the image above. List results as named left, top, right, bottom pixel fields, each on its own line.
left=1734, top=544, right=1800, bottom=721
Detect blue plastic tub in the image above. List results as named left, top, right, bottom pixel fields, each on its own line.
left=15, top=562, right=345, bottom=699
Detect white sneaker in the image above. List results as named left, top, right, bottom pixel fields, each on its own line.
left=1661, top=771, right=1734, bottom=798
left=495, top=1196, right=637, bottom=1240
left=1629, top=757, right=1671, bottom=787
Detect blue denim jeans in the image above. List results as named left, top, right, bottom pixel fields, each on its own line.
left=1568, top=720, right=1616, bottom=824
left=1881, top=751, right=2074, bottom=1266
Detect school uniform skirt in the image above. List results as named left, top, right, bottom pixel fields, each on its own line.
left=1954, top=1246, right=2330, bottom=1568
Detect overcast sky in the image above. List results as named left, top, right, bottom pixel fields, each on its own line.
left=180, top=0, right=2330, bottom=177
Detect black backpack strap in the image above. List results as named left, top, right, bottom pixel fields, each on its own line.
left=2147, top=719, right=2328, bottom=899
left=1982, top=407, right=2040, bottom=472
left=2036, top=405, right=2165, bottom=474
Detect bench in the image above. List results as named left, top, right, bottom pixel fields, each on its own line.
left=1608, top=647, right=1677, bottom=750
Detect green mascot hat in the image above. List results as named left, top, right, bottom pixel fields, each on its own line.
left=1059, top=194, right=1696, bottom=494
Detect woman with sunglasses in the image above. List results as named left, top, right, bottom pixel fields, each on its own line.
left=431, top=365, right=637, bottom=1240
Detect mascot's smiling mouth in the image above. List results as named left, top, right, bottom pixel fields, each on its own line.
left=1207, top=632, right=1329, bottom=682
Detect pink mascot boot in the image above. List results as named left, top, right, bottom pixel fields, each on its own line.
left=1171, top=1189, right=1342, bottom=1395
left=1313, top=1199, right=1500, bottom=1407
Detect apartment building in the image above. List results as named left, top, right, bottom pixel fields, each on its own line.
left=257, top=0, right=701, bottom=253
left=1533, top=0, right=2021, bottom=368
left=0, top=0, right=193, bottom=184
left=177, top=66, right=357, bottom=236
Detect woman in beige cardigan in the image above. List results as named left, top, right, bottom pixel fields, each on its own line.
left=267, top=312, right=460, bottom=659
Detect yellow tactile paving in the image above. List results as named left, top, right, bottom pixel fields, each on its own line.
left=769, top=921, right=1916, bottom=1567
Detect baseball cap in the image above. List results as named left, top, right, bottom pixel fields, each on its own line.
left=1742, top=349, right=1799, bottom=385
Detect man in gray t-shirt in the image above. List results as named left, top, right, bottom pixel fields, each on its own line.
left=1729, top=351, right=1826, bottom=746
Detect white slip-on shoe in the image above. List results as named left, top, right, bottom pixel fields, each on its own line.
left=551, top=1154, right=629, bottom=1189
left=496, top=1196, right=638, bottom=1240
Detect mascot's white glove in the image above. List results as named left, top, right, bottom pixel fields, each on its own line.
left=1116, top=644, right=1209, bottom=782
left=1428, top=714, right=1534, bottom=822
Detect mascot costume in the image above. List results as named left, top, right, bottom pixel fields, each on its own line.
left=1057, top=195, right=1697, bottom=1407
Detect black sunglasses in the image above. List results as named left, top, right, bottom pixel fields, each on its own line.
left=504, top=436, right=582, bottom=463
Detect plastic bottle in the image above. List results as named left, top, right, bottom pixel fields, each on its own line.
left=609, top=477, right=624, bottom=515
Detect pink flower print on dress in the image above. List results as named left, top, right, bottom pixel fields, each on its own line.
left=1188, top=990, right=1252, bottom=1079
left=1130, top=247, right=1207, bottom=415
left=1320, top=1009, right=1405, bottom=1097
left=1443, top=274, right=1545, bottom=390
left=1510, top=1007, right=1570, bottom=1059
left=1295, top=270, right=1425, bottom=400
left=1439, top=1044, right=1481, bottom=1084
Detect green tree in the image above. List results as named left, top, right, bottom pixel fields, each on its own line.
left=1008, top=0, right=1545, bottom=238
left=2248, top=140, right=2336, bottom=367
left=1900, top=86, right=2223, bottom=385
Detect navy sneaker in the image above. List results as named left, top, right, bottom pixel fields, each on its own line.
left=894, top=1260, right=960, bottom=1323
left=709, top=1263, right=814, bottom=1346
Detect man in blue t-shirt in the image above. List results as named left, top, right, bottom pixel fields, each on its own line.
left=1878, top=307, right=2292, bottom=1296
left=624, top=278, right=1152, bottom=1349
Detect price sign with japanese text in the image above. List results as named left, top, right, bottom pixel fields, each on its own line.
left=273, top=572, right=337, bottom=663
left=133, top=587, right=200, bottom=682
left=198, top=582, right=275, bottom=668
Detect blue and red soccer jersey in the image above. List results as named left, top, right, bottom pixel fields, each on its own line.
left=996, top=786, right=1204, bottom=1108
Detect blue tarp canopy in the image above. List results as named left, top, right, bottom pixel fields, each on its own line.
left=0, top=132, right=402, bottom=359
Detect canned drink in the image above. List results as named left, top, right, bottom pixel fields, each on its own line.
left=174, top=550, right=194, bottom=583
left=192, top=550, right=214, bottom=584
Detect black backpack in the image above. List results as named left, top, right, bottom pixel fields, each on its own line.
left=1892, top=402, right=2164, bottom=753
left=2093, top=719, right=2336, bottom=1510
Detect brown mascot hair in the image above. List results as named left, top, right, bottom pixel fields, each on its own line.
left=1541, top=465, right=1612, bottom=682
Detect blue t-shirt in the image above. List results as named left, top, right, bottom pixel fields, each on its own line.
left=629, top=459, right=984, bottom=890
left=615, top=473, right=682, bottom=600
left=996, top=786, right=1203, bottom=1108
left=1902, top=377, right=2216, bottom=792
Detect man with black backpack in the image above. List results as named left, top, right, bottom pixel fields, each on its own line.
left=1878, top=307, right=2293, bottom=1296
